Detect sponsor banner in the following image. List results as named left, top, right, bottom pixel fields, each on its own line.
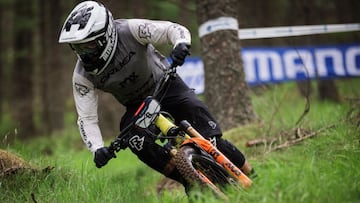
left=177, top=44, right=360, bottom=94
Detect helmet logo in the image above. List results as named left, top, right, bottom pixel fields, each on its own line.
left=101, top=26, right=116, bottom=61
left=65, top=6, right=94, bottom=31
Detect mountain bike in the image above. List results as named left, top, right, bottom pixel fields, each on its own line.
left=108, top=63, right=252, bottom=199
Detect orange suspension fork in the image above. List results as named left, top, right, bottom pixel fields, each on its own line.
left=180, top=121, right=253, bottom=189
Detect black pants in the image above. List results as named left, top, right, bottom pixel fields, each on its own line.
left=120, top=76, right=245, bottom=185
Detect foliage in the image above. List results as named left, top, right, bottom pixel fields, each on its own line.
left=1, top=0, right=359, bottom=138
left=1, top=78, right=359, bottom=202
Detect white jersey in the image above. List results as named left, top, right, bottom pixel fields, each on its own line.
left=72, top=19, right=191, bottom=152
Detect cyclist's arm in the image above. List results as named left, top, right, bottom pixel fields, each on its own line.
left=127, top=19, right=191, bottom=47
left=72, top=64, right=104, bottom=153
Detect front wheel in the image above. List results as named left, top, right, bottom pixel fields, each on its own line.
left=173, top=145, right=235, bottom=199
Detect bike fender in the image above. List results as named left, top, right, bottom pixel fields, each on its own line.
left=181, top=137, right=213, bottom=152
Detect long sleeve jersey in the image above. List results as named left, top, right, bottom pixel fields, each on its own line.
left=72, top=19, right=191, bottom=153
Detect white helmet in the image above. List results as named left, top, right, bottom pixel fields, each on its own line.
left=59, top=1, right=117, bottom=75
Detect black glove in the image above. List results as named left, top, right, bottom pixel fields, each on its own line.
left=170, top=43, right=191, bottom=66
left=94, top=147, right=116, bottom=168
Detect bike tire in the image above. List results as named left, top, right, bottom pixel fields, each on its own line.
left=174, top=145, right=234, bottom=198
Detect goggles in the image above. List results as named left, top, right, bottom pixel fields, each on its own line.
left=70, top=36, right=107, bottom=72
left=71, top=37, right=105, bottom=57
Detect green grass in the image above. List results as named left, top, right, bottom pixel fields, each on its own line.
left=1, top=78, right=359, bottom=203
left=244, top=126, right=360, bottom=203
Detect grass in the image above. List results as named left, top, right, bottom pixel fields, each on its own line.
left=1, top=78, right=359, bottom=203
left=246, top=126, right=360, bottom=203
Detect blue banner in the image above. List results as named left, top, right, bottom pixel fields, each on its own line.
left=177, top=44, right=360, bottom=94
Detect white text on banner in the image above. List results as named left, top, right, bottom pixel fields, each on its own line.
left=177, top=44, right=360, bottom=94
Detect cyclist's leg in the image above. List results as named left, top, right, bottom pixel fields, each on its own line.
left=161, top=77, right=255, bottom=177
left=161, top=77, right=222, bottom=140
left=215, top=137, right=255, bottom=176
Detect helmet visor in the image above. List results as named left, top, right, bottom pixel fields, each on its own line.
left=70, top=37, right=107, bottom=71
left=71, top=40, right=101, bottom=57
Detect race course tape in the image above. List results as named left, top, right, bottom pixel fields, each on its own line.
left=239, top=23, right=360, bottom=39
left=199, top=17, right=239, bottom=37
left=199, top=17, right=360, bottom=39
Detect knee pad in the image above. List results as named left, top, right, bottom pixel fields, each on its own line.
left=215, top=137, right=246, bottom=168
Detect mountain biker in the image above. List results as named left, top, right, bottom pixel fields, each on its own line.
left=59, top=0, right=255, bottom=189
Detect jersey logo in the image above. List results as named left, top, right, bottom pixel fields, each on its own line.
left=129, top=135, right=144, bottom=151
left=65, top=6, right=94, bottom=31
left=79, top=119, right=92, bottom=149
left=138, top=23, right=152, bottom=38
left=118, top=72, right=139, bottom=88
left=75, top=83, right=90, bottom=97
left=172, top=24, right=186, bottom=39
left=100, top=51, right=136, bottom=84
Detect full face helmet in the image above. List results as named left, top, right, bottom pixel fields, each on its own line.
left=59, top=1, right=117, bottom=75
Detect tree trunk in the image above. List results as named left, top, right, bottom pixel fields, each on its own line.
left=317, top=80, right=341, bottom=102
left=0, top=1, right=15, bottom=129
left=178, top=0, right=190, bottom=25
left=0, top=4, right=3, bottom=121
left=38, top=0, right=66, bottom=135
left=11, top=0, right=36, bottom=138
left=195, top=0, right=258, bottom=130
left=300, top=0, right=341, bottom=102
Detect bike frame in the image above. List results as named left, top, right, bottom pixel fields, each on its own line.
left=108, top=64, right=252, bottom=192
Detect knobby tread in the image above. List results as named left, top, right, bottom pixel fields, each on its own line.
left=173, top=146, right=207, bottom=185
left=173, top=145, right=233, bottom=199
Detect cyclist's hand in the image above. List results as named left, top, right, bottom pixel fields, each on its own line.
left=170, top=43, right=191, bottom=66
left=94, top=147, right=116, bottom=168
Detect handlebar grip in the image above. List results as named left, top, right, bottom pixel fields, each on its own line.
left=170, top=62, right=178, bottom=69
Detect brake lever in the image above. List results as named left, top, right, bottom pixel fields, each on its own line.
left=109, top=138, right=122, bottom=153
left=109, top=132, right=131, bottom=152
left=108, top=120, right=135, bottom=153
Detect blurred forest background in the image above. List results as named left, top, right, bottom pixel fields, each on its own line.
left=0, top=0, right=359, bottom=140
